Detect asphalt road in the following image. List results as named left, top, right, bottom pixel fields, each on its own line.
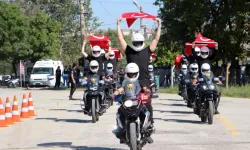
left=0, top=88, right=250, bottom=150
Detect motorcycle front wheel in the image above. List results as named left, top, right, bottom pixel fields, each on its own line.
left=208, top=101, right=214, bottom=124
left=129, top=122, right=137, bottom=150
left=91, top=98, right=99, bottom=123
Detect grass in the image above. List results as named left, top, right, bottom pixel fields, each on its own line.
left=158, top=85, right=250, bottom=98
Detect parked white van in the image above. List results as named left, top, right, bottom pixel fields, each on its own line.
left=29, top=59, right=64, bottom=87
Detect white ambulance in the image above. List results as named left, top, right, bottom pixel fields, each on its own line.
left=29, top=59, right=64, bottom=87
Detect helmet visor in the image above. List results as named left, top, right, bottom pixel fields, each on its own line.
left=127, top=72, right=138, bottom=78
left=90, top=66, right=98, bottom=70
left=132, top=41, right=143, bottom=47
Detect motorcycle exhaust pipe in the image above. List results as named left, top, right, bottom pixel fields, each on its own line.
left=142, top=111, right=150, bottom=129
left=116, top=113, right=123, bottom=129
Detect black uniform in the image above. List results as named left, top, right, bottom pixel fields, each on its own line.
left=55, top=68, right=61, bottom=88
left=69, top=68, right=77, bottom=99
left=85, top=55, right=107, bottom=76
left=125, top=45, right=154, bottom=122
left=104, top=58, right=118, bottom=74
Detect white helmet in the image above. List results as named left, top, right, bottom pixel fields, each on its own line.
left=149, top=56, right=152, bottom=63
left=92, top=46, right=101, bottom=57
left=109, top=51, right=115, bottom=59
left=194, top=47, right=201, bottom=56
left=106, top=63, right=113, bottom=72
left=131, top=33, right=145, bottom=52
left=201, top=63, right=210, bottom=75
left=89, top=60, right=99, bottom=73
left=200, top=46, right=209, bottom=59
left=189, top=63, right=199, bottom=73
left=148, top=65, right=153, bottom=72
left=124, top=63, right=139, bottom=82
left=181, top=64, right=188, bottom=75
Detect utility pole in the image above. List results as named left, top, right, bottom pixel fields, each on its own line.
left=79, top=0, right=87, bottom=47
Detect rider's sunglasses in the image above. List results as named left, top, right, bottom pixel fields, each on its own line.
left=127, top=73, right=138, bottom=78
left=107, top=67, right=112, bottom=70
left=201, top=52, right=208, bottom=55
left=191, top=68, right=198, bottom=71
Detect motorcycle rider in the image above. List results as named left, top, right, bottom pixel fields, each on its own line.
left=186, top=63, right=199, bottom=107
left=81, top=40, right=111, bottom=77
left=178, top=64, right=188, bottom=96
left=82, top=60, right=105, bottom=113
left=199, top=63, right=220, bottom=114
left=192, top=43, right=218, bottom=76
left=113, top=63, right=153, bottom=143
left=117, top=17, right=162, bottom=127
left=105, top=51, right=123, bottom=75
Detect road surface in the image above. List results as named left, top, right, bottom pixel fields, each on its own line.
left=0, top=88, right=249, bottom=150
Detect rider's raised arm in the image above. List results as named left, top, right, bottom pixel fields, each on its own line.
left=117, top=18, right=127, bottom=53
left=150, top=18, right=162, bottom=52
left=105, top=40, right=112, bottom=59
left=81, top=40, right=88, bottom=58
left=118, top=52, right=123, bottom=62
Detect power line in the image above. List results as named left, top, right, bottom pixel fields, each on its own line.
left=97, top=0, right=116, bottom=19
left=98, top=0, right=153, bottom=4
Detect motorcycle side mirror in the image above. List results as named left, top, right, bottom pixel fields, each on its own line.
left=198, top=78, right=204, bottom=82
left=98, top=80, right=104, bottom=85
left=213, top=77, right=219, bottom=82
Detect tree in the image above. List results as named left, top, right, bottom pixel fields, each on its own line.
left=154, top=0, right=250, bottom=84
left=0, top=1, right=61, bottom=74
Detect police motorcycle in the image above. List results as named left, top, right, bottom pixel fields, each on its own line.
left=80, top=60, right=107, bottom=123
left=178, top=64, right=188, bottom=102
left=148, top=65, right=158, bottom=98
left=104, top=63, right=116, bottom=106
left=112, top=63, right=154, bottom=150
left=194, top=63, right=220, bottom=124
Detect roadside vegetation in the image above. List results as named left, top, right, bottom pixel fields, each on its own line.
left=158, top=85, right=250, bottom=98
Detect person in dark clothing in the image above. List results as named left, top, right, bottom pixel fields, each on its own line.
left=118, top=67, right=125, bottom=86
left=55, top=66, right=61, bottom=88
left=81, top=39, right=110, bottom=77
left=67, top=65, right=72, bottom=88
left=76, top=67, right=80, bottom=85
left=117, top=17, right=162, bottom=131
left=104, top=51, right=123, bottom=75
left=69, top=63, right=77, bottom=100
left=192, top=43, right=218, bottom=76
left=63, top=66, right=70, bottom=88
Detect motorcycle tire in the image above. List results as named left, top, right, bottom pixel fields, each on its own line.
left=110, top=99, right=113, bottom=106
left=91, top=99, right=97, bottom=123
left=208, top=101, right=214, bottom=125
left=129, top=123, right=137, bottom=150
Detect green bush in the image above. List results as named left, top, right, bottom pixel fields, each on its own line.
left=158, top=85, right=250, bottom=98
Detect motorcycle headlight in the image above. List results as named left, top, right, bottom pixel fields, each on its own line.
left=202, top=85, right=208, bottom=90
left=124, top=100, right=133, bottom=107
left=90, top=86, right=98, bottom=90
left=209, top=84, right=215, bottom=90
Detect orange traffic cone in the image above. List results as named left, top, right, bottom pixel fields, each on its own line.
left=12, top=95, right=21, bottom=122
left=28, top=92, right=36, bottom=117
left=0, top=98, right=7, bottom=127
left=5, top=97, right=14, bottom=125
left=20, top=94, right=29, bottom=118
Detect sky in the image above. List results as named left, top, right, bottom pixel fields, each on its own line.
left=91, top=0, right=160, bottom=30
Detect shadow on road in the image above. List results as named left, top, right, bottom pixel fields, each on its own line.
left=154, top=109, right=193, bottom=114
left=154, top=117, right=201, bottom=124
left=154, top=103, right=187, bottom=107
left=49, top=109, right=83, bottom=113
left=159, top=98, right=183, bottom=101
left=35, top=117, right=91, bottom=123
left=37, top=142, right=123, bottom=150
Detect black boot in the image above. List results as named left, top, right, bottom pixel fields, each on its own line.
left=215, top=109, right=220, bottom=114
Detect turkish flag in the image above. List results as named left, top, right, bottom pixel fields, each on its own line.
left=174, top=54, right=182, bottom=66
left=111, top=48, right=121, bottom=58
left=87, top=34, right=110, bottom=50
left=151, top=53, right=157, bottom=58
left=193, top=32, right=216, bottom=48
left=121, top=12, right=156, bottom=27
left=185, top=42, right=192, bottom=56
